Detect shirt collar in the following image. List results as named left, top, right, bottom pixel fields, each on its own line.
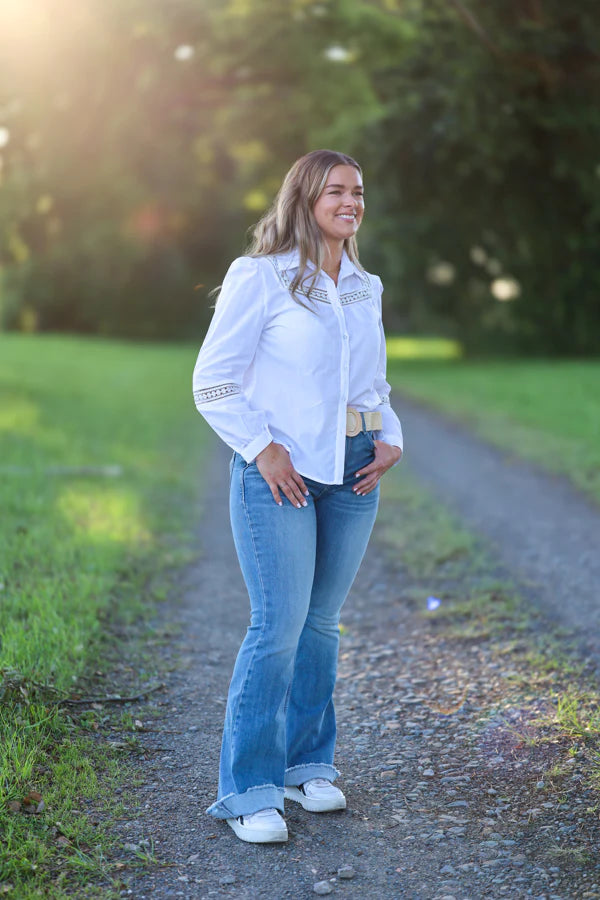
left=275, top=248, right=363, bottom=282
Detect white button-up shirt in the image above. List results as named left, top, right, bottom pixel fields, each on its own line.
left=192, top=249, right=403, bottom=484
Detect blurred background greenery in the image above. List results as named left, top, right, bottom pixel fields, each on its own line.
left=2, top=6, right=599, bottom=890
left=1, top=0, right=599, bottom=354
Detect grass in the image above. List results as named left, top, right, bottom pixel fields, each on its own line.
left=386, top=336, right=462, bottom=361
left=378, top=468, right=479, bottom=579
left=0, top=333, right=209, bottom=897
left=378, top=465, right=521, bottom=639
left=386, top=353, right=600, bottom=504
left=552, top=691, right=600, bottom=741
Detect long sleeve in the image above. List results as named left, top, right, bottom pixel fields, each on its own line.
left=370, top=275, right=403, bottom=451
left=192, top=257, right=273, bottom=462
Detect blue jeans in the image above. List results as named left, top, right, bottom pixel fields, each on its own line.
left=207, top=431, right=380, bottom=819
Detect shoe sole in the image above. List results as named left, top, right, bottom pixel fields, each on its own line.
left=284, top=786, right=347, bottom=813
left=226, top=817, right=288, bottom=843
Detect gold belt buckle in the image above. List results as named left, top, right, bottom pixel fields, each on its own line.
left=346, top=407, right=362, bottom=437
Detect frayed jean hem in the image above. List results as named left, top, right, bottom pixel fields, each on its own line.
left=206, top=783, right=284, bottom=819
left=284, top=762, right=340, bottom=787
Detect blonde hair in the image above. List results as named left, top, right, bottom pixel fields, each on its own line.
left=246, top=149, right=364, bottom=304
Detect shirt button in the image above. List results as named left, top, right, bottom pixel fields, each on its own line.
left=343, top=334, right=349, bottom=340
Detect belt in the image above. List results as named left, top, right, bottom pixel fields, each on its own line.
left=346, top=406, right=382, bottom=437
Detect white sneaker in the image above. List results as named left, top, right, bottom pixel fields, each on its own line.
left=226, top=807, right=288, bottom=843
left=285, top=778, right=346, bottom=812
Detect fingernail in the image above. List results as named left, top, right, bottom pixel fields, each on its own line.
left=302, top=501, right=308, bottom=507
left=296, top=503, right=301, bottom=509
left=304, top=490, right=310, bottom=496
left=355, top=473, right=360, bottom=478
left=278, top=501, right=283, bottom=507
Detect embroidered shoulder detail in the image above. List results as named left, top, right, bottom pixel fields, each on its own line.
left=267, top=255, right=289, bottom=291
left=194, top=383, right=241, bottom=404
left=268, top=256, right=328, bottom=303
left=268, top=256, right=372, bottom=306
left=339, top=275, right=372, bottom=306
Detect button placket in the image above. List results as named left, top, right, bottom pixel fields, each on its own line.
left=328, top=282, right=350, bottom=482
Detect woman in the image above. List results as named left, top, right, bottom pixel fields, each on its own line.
left=192, top=149, right=403, bottom=843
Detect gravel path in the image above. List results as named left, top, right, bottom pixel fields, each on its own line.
left=397, top=396, right=600, bottom=639
left=110, top=408, right=600, bottom=900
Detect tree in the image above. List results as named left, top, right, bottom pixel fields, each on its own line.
left=1, top=0, right=598, bottom=353
left=351, top=0, right=600, bottom=353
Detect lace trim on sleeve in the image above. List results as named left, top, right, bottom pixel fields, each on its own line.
left=194, top=383, right=241, bottom=404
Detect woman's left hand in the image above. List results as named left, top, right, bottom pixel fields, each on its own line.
left=353, top=441, right=402, bottom=496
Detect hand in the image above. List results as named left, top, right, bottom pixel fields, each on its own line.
left=255, top=442, right=309, bottom=508
left=353, top=441, right=402, bottom=496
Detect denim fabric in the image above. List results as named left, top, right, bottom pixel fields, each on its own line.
left=206, top=431, right=379, bottom=819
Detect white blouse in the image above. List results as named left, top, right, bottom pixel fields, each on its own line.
left=192, top=249, right=403, bottom=485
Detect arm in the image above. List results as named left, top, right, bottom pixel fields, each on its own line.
left=192, top=257, right=273, bottom=462
left=371, top=275, right=404, bottom=453
left=353, top=275, right=403, bottom=496
left=193, top=256, right=309, bottom=507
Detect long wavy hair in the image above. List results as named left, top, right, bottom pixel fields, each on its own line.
left=246, top=149, right=364, bottom=305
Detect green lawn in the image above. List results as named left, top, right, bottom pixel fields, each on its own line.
left=387, top=356, right=600, bottom=504
left=0, top=333, right=209, bottom=896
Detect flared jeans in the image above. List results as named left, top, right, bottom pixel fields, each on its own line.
left=207, top=431, right=379, bottom=819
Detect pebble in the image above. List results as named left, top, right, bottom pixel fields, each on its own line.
left=313, top=881, right=334, bottom=895
left=338, top=865, right=356, bottom=880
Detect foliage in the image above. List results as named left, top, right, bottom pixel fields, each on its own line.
left=358, top=0, right=600, bottom=354
left=1, top=0, right=599, bottom=352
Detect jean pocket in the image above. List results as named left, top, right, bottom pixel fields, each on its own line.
left=364, top=430, right=376, bottom=449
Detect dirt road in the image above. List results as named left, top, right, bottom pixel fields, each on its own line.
left=111, top=404, right=600, bottom=899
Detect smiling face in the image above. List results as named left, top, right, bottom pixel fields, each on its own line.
left=312, top=164, right=364, bottom=252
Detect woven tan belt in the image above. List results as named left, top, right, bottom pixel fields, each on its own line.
left=346, top=406, right=382, bottom=437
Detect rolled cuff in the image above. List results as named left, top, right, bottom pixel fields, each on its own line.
left=206, top=783, right=284, bottom=819
left=284, top=762, right=340, bottom=786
